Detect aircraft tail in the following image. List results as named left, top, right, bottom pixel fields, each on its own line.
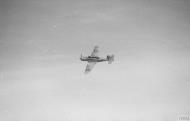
left=107, top=54, right=114, bottom=64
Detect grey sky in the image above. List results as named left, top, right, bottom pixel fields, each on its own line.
left=0, top=0, right=190, bottom=121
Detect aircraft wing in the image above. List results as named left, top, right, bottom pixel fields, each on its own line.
left=85, top=62, right=96, bottom=74
left=91, top=46, right=99, bottom=57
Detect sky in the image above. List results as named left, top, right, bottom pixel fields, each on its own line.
left=0, top=0, right=190, bottom=121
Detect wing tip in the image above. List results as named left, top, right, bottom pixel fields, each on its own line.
left=84, top=69, right=90, bottom=74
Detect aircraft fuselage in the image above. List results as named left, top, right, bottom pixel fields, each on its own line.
left=80, top=56, right=107, bottom=62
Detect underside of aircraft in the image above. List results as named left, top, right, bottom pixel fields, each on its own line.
left=80, top=46, right=114, bottom=74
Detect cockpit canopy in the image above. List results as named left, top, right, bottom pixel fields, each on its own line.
left=88, top=56, right=100, bottom=59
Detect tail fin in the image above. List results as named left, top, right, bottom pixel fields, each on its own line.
left=107, top=54, right=114, bottom=64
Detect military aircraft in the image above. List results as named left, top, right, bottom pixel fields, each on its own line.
left=80, top=46, right=114, bottom=74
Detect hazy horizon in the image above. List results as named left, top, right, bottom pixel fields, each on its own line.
left=1, top=0, right=190, bottom=121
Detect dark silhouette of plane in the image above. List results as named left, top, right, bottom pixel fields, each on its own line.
left=80, top=46, right=114, bottom=74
